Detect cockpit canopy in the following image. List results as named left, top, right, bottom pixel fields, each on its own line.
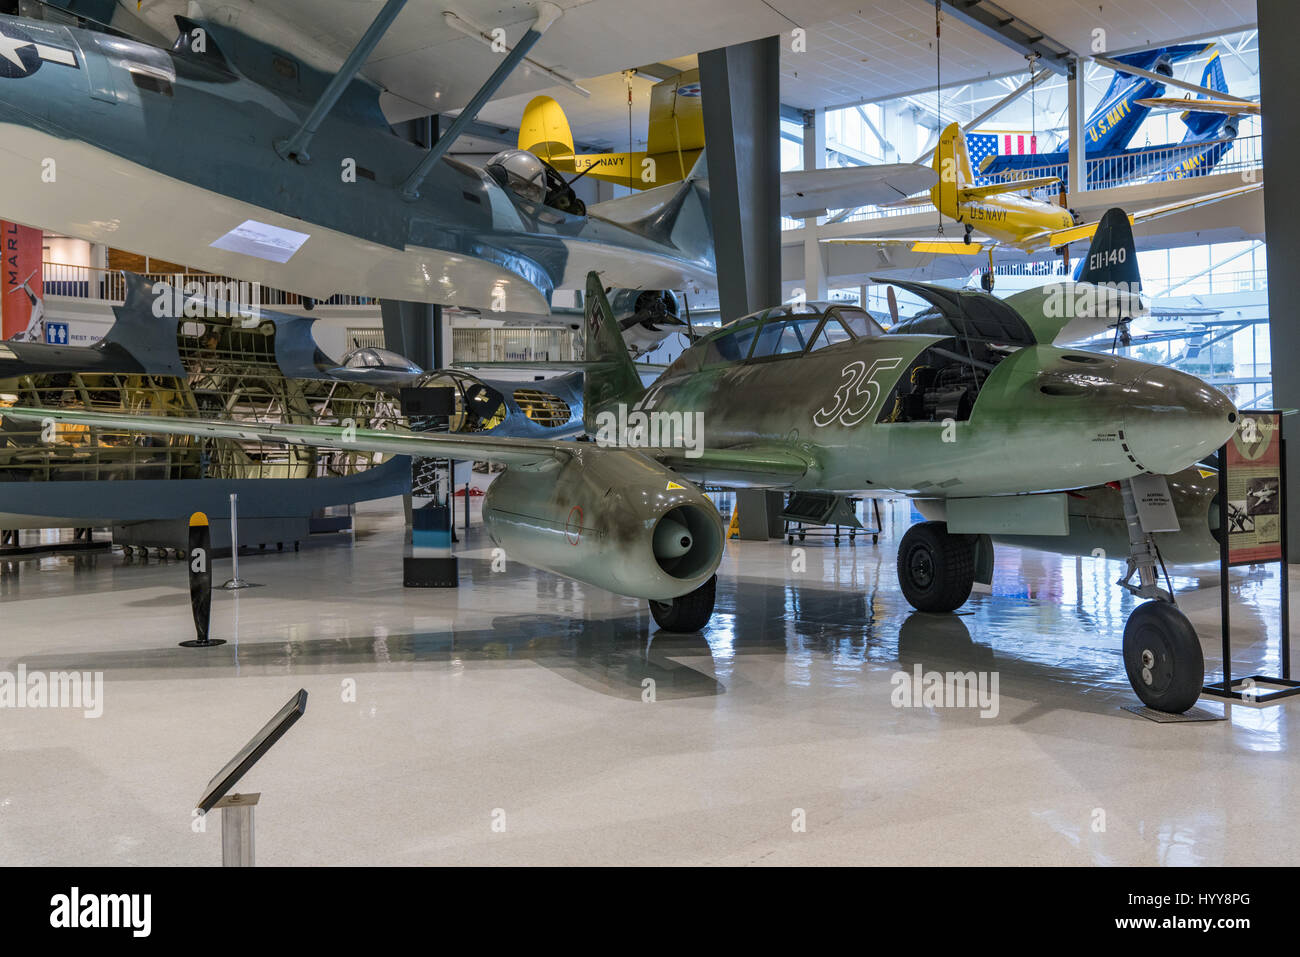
left=712, top=301, right=884, bottom=360
left=874, top=281, right=1037, bottom=346
left=486, top=149, right=586, bottom=216
left=341, top=347, right=424, bottom=374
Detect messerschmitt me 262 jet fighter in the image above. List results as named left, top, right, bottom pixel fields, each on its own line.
left=7, top=211, right=1239, bottom=714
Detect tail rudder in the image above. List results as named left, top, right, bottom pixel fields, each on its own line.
left=1076, top=208, right=1141, bottom=292
left=519, top=95, right=575, bottom=164
left=582, top=272, right=645, bottom=432
left=1201, top=50, right=1227, bottom=95
left=1182, top=51, right=1228, bottom=138
left=929, top=122, right=970, bottom=217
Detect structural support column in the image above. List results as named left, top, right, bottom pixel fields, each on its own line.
left=700, top=35, right=783, bottom=539
left=699, top=34, right=782, bottom=320
left=1066, top=58, right=1087, bottom=199
left=1257, top=0, right=1300, bottom=554
left=802, top=107, right=829, bottom=302
left=380, top=300, right=443, bottom=371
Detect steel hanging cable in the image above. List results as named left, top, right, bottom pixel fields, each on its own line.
left=628, top=73, right=634, bottom=192
left=934, top=0, right=944, bottom=236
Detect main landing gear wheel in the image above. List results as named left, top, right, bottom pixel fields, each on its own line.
left=649, top=575, right=717, bottom=632
left=1123, top=601, right=1204, bottom=714
left=897, top=521, right=976, bottom=613
left=963, top=223, right=974, bottom=245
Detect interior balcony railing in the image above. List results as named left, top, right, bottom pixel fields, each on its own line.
left=38, top=263, right=377, bottom=308
left=451, top=326, right=577, bottom=364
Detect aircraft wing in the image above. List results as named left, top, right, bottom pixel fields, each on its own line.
left=781, top=165, right=938, bottom=219
left=1, top=407, right=579, bottom=470
left=1136, top=97, right=1261, bottom=116
left=822, top=237, right=994, bottom=256
left=1, top=407, right=810, bottom=488
left=121, top=0, right=837, bottom=123
left=455, top=360, right=671, bottom=375
left=646, top=69, right=705, bottom=156
left=1029, top=181, right=1264, bottom=248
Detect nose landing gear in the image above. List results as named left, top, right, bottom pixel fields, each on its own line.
left=1115, top=477, right=1204, bottom=713
left=1123, top=601, right=1204, bottom=714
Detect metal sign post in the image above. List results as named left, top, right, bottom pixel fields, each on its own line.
left=196, top=689, right=307, bottom=867
left=214, top=792, right=259, bottom=866
left=1203, top=410, right=1299, bottom=703
left=221, top=493, right=259, bottom=590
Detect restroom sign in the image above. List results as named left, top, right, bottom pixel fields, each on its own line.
left=44, top=321, right=68, bottom=345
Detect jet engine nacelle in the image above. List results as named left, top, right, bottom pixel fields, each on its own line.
left=482, top=449, right=724, bottom=600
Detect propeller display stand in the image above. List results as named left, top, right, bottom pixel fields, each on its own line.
left=180, top=511, right=226, bottom=648
left=221, top=493, right=261, bottom=590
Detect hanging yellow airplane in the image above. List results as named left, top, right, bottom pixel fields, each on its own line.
left=518, top=69, right=938, bottom=216
left=823, top=122, right=1262, bottom=276
left=520, top=69, right=705, bottom=190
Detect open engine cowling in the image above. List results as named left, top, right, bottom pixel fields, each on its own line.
left=482, top=449, right=724, bottom=601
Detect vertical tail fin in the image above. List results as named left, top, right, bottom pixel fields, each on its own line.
left=928, top=122, right=971, bottom=218
left=1182, top=51, right=1228, bottom=138
left=1075, top=208, right=1141, bottom=292
left=1200, top=51, right=1227, bottom=95
left=582, top=273, right=645, bottom=432
left=519, top=96, right=576, bottom=164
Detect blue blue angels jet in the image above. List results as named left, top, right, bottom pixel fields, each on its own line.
left=1142, top=53, right=1244, bottom=182
left=977, top=43, right=1215, bottom=190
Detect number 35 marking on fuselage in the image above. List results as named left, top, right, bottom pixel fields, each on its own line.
left=813, top=357, right=903, bottom=428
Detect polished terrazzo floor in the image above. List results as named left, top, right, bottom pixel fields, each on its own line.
left=0, top=497, right=1295, bottom=866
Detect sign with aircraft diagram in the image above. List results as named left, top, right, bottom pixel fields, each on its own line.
left=1225, top=411, right=1284, bottom=565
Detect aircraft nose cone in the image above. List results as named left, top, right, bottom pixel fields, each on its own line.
left=1122, top=367, right=1237, bottom=475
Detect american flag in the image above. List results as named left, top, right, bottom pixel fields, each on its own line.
left=969, top=132, right=1038, bottom=185
left=968, top=132, right=1038, bottom=167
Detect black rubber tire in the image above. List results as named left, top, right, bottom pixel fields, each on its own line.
left=1123, top=601, right=1204, bottom=713
left=897, top=521, right=976, bottom=613
left=649, top=575, right=717, bottom=632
